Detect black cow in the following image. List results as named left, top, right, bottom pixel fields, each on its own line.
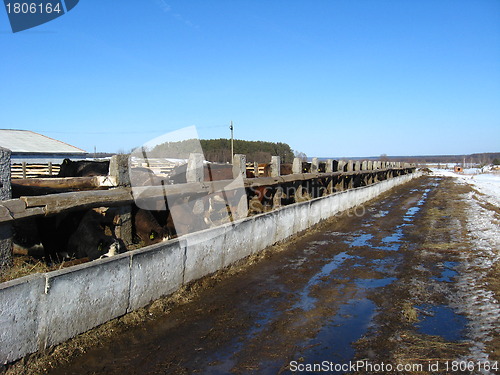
left=67, top=210, right=125, bottom=260
left=57, top=159, right=110, bottom=177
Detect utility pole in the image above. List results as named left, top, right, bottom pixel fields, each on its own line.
left=230, top=121, right=234, bottom=164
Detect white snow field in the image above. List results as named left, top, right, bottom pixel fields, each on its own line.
left=430, top=168, right=500, bottom=371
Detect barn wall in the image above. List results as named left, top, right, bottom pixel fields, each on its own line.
left=0, top=171, right=422, bottom=364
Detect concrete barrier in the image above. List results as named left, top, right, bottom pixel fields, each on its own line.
left=38, top=256, right=131, bottom=349
left=222, top=218, right=256, bottom=267
left=0, top=274, right=44, bottom=363
left=0, top=171, right=421, bottom=364
left=128, top=239, right=185, bottom=312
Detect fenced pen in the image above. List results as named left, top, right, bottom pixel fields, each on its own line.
left=0, top=152, right=418, bottom=364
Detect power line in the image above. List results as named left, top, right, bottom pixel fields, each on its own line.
left=38, top=124, right=228, bottom=135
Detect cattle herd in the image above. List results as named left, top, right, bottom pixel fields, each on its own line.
left=12, top=159, right=251, bottom=265
left=11, top=158, right=370, bottom=266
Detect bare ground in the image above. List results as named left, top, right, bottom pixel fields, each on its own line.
left=3, top=175, right=499, bottom=375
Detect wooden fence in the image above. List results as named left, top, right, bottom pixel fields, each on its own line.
left=11, top=163, right=60, bottom=179
left=0, top=154, right=416, bottom=225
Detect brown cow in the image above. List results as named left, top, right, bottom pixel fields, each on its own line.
left=134, top=209, right=171, bottom=246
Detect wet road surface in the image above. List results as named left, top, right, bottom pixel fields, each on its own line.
left=23, top=175, right=497, bottom=374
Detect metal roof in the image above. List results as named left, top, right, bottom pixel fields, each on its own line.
left=0, top=129, right=86, bottom=154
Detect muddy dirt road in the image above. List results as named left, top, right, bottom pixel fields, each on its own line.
left=9, top=175, right=499, bottom=374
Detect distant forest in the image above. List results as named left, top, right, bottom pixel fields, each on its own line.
left=379, top=152, right=500, bottom=166
left=146, top=138, right=297, bottom=163
left=200, top=139, right=295, bottom=163
left=112, top=142, right=499, bottom=166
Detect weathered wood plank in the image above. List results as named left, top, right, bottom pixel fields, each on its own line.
left=0, top=205, right=13, bottom=223
left=12, top=176, right=117, bottom=190
left=12, top=207, right=46, bottom=220
left=12, top=177, right=101, bottom=190
left=21, top=188, right=133, bottom=214
left=0, top=204, right=45, bottom=222
left=0, top=199, right=26, bottom=214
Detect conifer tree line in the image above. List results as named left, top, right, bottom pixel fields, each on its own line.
left=148, top=138, right=299, bottom=163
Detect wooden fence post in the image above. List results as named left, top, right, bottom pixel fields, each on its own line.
left=114, top=205, right=133, bottom=246
left=187, top=153, right=204, bottom=183
left=109, top=154, right=131, bottom=186
left=311, top=158, right=319, bottom=173
left=337, top=160, right=346, bottom=172
left=109, top=154, right=133, bottom=245
left=325, top=159, right=333, bottom=173
left=292, top=158, right=301, bottom=174
left=270, top=156, right=280, bottom=177
left=232, top=154, right=246, bottom=179
left=253, top=162, right=259, bottom=177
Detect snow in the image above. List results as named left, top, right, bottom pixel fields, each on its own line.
left=430, top=168, right=500, bottom=206
left=430, top=168, right=500, bottom=370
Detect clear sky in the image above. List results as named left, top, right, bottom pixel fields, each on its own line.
left=1, top=0, right=499, bottom=158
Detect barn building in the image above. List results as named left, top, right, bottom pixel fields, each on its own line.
left=0, top=129, right=86, bottom=164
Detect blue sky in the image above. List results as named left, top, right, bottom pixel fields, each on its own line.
left=1, top=0, right=499, bottom=157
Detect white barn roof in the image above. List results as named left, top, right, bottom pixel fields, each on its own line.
left=0, top=129, right=86, bottom=154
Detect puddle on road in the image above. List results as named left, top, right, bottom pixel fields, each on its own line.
left=380, top=228, right=404, bottom=250
left=296, top=298, right=377, bottom=371
left=347, top=188, right=430, bottom=253
left=293, top=251, right=355, bottom=311
left=434, top=261, right=458, bottom=283
left=356, top=277, right=396, bottom=289
left=349, top=233, right=373, bottom=247
left=416, top=304, right=468, bottom=342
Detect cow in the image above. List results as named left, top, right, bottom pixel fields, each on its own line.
left=13, top=208, right=123, bottom=263
left=12, top=211, right=87, bottom=263
left=67, top=210, right=125, bottom=260
left=280, top=163, right=293, bottom=175
left=169, top=162, right=236, bottom=184
left=134, top=209, right=171, bottom=246
left=57, top=159, right=110, bottom=177
left=36, top=211, right=86, bottom=262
